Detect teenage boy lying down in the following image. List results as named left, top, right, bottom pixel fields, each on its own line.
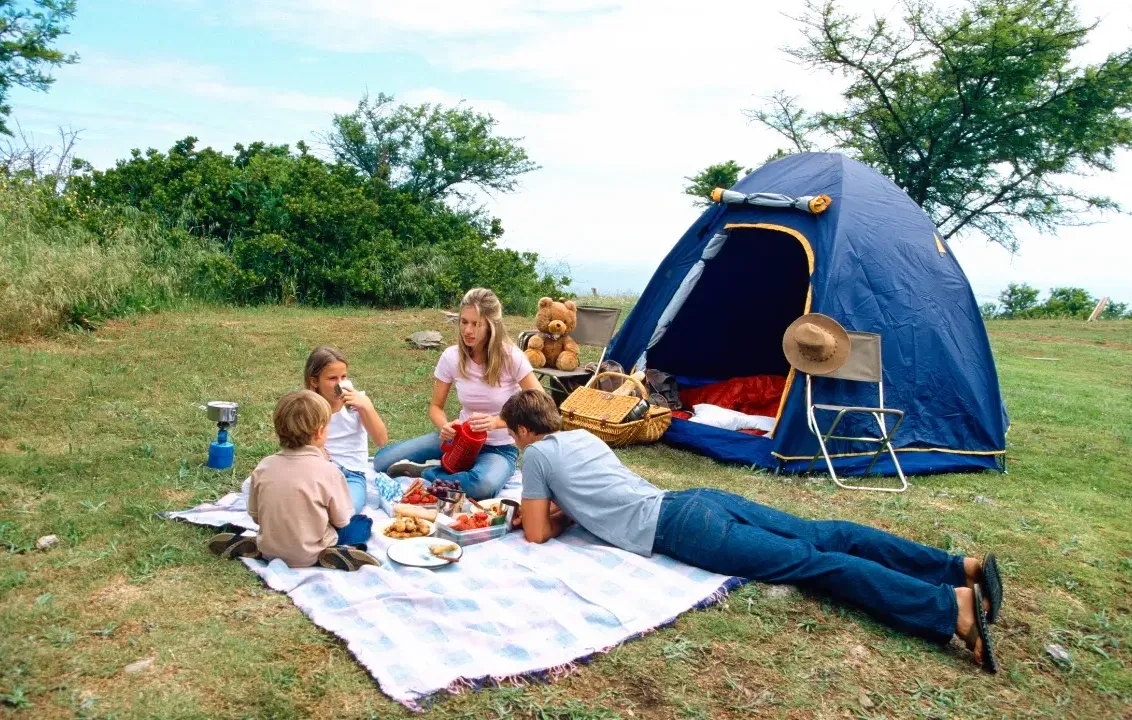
left=499, top=390, right=1006, bottom=673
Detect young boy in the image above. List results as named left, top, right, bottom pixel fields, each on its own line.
left=499, top=389, right=1005, bottom=673
left=208, top=390, right=381, bottom=571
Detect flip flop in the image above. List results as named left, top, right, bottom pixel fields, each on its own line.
left=982, top=553, right=1003, bottom=624
left=973, top=584, right=999, bottom=674
left=221, top=535, right=261, bottom=560
left=207, top=532, right=260, bottom=560
left=207, top=532, right=241, bottom=557
left=318, top=546, right=382, bottom=571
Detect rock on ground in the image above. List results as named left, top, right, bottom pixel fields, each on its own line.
left=407, top=331, right=443, bottom=349
left=124, top=657, right=155, bottom=674
left=763, top=584, right=797, bottom=600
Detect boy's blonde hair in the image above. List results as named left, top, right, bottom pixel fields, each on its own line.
left=273, top=390, right=332, bottom=449
left=500, top=389, right=562, bottom=435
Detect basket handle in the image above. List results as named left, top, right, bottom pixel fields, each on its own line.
left=592, top=371, right=648, bottom=400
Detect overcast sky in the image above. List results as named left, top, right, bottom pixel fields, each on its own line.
left=10, top=0, right=1132, bottom=304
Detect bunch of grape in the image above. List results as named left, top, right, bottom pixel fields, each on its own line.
left=428, top=479, right=461, bottom=496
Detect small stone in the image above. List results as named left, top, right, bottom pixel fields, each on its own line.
left=124, top=657, right=154, bottom=674
left=763, top=584, right=796, bottom=600
left=849, top=644, right=869, bottom=660
left=973, top=495, right=994, bottom=505
left=407, top=330, right=444, bottom=349
left=1045, top=644, right=1071, bottom=665
left=78, top=692, right=98, bottom=711
left=442, top=311, right=460, bottom=324
left=858, top=690, right=874, bottom=710
left=35, top=534, right=59, bottom=551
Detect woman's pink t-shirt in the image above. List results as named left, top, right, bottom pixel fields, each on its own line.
left=434, top=344, right=534, bottom=446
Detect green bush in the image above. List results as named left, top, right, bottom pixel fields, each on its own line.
left=71, top=138, right=569, bottom=310
left=0, top=178, right=222, bottom=339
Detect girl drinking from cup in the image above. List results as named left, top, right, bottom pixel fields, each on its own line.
left=304, top=345, right=401, bottom=510
left=372, top=288, right=544, bottom=499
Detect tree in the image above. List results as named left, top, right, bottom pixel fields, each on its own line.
left=0, top=0, right=77, bottom=136
left=998, top=282, right=1039, bottom=318
left=979, top=301, right=999, bottom=320
left=322, top=92, right=539, bottom=203
left=1038, top=286, right=1095, bottom=318
left=683, top=160, right=750, bottom=207
left=71, top=136, right=567, bottom=309
left=749, top=0, right=1132, bottom=251
left=1100, top=300, right=1129, bottom=320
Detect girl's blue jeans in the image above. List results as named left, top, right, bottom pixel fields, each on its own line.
left=372, top=432, right=518, bottom=500
left=337, top=465, right=368, bottom=514
left=652, top=489, right=966, bottom=644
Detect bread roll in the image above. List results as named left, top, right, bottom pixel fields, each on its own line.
left=393, top=504, right=437, bottom=521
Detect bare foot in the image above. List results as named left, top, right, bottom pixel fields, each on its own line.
left=954, top=587, right=987, bottom=665
left=963, top=556, right=982, bottom=591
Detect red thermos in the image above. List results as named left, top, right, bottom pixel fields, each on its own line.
left=440, top=422, right=488, bottom=473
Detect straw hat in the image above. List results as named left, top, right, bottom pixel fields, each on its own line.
left=782, top=313, right=851, bottom=375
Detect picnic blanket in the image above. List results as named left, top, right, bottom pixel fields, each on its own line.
left=166, top=476, right=741, bottom=711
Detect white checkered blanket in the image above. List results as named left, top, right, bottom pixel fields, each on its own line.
left=166, top=476, right=740, bottom=711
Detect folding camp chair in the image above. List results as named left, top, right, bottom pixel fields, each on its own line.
left=805, top=331, right=908, bottom=492
left=519, top=305, right=621, bottom=405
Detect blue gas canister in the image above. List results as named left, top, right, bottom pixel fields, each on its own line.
left=205, top=401, right=239, bottom=470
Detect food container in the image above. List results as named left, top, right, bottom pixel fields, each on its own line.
left=435, top=520, right=510, bottom=547
left=434, top=499, right=515, bottom=547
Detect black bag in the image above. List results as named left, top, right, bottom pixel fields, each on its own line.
left=644, top=369, right=682, bottom=410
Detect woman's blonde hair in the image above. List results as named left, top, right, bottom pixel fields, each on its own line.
left=273, top=390, right=332, bottom=449
left=457, top=288, right=512, bottom=387
left=303, top=345, right=347, bottom=390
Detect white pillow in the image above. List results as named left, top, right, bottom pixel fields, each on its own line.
left=688, top=403, right=776, bottom=433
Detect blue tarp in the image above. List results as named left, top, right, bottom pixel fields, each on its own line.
left=607, top=153, right=1008, bottom=476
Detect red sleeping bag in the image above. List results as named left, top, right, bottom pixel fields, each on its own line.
left=671, top=375, right=787, bottom=435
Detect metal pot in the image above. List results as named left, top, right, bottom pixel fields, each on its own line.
left=436, top=489, right=466, bottom=517
left=206, top=401, right=239, bottom=427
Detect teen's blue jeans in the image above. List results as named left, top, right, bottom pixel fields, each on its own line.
left=335, top=514, right=373, bottom=548
left=652, top=489, right=966, bottom=644
left=372, top=432, right=518, bottom=500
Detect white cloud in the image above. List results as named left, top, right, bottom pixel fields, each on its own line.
left=71, top=50, right=355, bottom=115
left=26, top=1, right=1132, bottom=300
left=387, top=2, right=1132, bottom=300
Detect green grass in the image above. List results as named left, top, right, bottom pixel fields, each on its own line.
left=1, top=311, right=1130, bottom=719
left=0, top=181, right=222, bottom=341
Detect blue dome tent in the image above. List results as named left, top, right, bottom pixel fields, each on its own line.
left=606, top=153, right=1008, bottom=475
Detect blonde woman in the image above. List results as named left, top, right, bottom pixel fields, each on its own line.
left=372, top=288, right=543, bottom=499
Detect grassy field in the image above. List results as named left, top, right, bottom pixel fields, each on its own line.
left=1, top=307, right=1130, bottom=719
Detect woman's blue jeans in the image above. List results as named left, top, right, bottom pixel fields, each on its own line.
left=372, top=432, right=519, bottom=500
left=652, top=489, right=966, bottom=644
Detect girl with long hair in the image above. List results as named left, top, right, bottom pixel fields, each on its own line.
left=372, top=288, right=544, bottom=499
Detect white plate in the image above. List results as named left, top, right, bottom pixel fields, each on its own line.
left=374, top=517, right=436, bottom=541
left=387, top=537, right=463, bottom=568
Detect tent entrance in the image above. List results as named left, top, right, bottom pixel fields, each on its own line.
left=647, top=224, right=813, bottom=382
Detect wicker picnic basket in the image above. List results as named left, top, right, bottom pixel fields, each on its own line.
left=559, top=372, right=671, bottom=447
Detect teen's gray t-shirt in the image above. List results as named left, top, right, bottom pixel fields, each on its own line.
left=521, top=430, right=665, bottom=556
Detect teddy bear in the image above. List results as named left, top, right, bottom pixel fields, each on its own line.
left=525, top=297, right=580, bottom=371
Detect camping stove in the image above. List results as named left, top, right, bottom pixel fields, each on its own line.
left=205, top=401, right=239, bottom=470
